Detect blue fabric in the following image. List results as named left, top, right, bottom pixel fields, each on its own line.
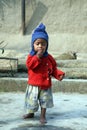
left=30, top=23, right=49, bottom=56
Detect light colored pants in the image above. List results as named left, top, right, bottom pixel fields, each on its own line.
left=25, top=85, right=54, bottom=113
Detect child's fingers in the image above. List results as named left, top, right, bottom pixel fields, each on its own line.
left=37, top=50, right=43, bottom=58
left=59, top=75, right=64, bottom=81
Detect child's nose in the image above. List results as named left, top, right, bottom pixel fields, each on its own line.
left=39, top=43, right=42, bottom=47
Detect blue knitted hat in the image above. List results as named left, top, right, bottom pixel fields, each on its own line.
left=30, top=23, right=49, bottom=56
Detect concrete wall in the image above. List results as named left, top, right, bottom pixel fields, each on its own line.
left=0, top=0, right=87, bottom=53
left=0, top=0, right=21, bottom=33
left=26, top=0, right=87, bottom=35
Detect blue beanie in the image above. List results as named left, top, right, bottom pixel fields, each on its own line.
left=30, top=23, right=49, bottom=56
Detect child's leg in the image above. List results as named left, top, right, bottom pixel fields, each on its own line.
left=39, top=88, right=54, bottom=123
left=40, top=107, right=47, bottom=124
left=23, top=85, right=39, bottom=119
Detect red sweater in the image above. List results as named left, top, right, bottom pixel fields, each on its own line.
left=26, top=54, right=65, bottom=90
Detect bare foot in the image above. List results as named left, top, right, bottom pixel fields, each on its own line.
left=23, top=113, right=34, bottom=119
left=40, top=118, right=47, bottom=124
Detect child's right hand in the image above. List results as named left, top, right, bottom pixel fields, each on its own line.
left=36, top=50, right=44, bottom=58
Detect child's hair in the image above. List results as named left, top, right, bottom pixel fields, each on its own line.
left=30, top=23, right=49, bottom=56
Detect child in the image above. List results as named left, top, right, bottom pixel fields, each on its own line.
left=23, top=23, right=65, bottom=124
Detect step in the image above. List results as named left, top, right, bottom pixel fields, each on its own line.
left=52, top=79, right=87, bottom=94
left=18, top=59, right=87, bottom=72
left=56, top=60, right=87, bottom=68
left=0, top=78, right=87, bottom=93
left=50, top=52, right=87, bottom=60
left=59, top=67, right=87, bottom=79
left=77, top=53, right=87, bottom=60
left=0, top=57, right=18, bottom=72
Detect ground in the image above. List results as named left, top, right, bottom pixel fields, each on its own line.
left=0, top=92, right=87, bottom=130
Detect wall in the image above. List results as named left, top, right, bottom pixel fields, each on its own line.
left=0, top=0, right=87, bottom=53
left=26, top=0, right=87, bottom=35
left=0, top=0, right=21, bottom=33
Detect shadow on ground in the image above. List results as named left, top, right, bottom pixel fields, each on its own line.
left=11, top=125, right=73, bottom=130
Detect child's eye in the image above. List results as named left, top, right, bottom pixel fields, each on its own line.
left=35, top=42, right=47, bottom=46
left=41, top=42, right=46, bottom=46
left=35, top=42, right=39, bottom=45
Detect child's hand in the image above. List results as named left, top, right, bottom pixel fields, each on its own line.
left=37, top=49, right=44, bottom=58
left=59, top=75, right=65, bottom=81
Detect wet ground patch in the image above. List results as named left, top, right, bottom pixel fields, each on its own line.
left=0, top=120, right=8, bottom=128
left=0, top=121, right=8, bottom=125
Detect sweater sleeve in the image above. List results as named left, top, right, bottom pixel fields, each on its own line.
left=52, top=68, right=65, bottom=80
left=26, top=54, right=42, bottom=70
left=48, top=54, right=65, bottom=80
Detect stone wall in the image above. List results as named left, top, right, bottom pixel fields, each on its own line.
left=0, top=0, right=87, bottom=53
left=1, top=0, right=87, bottom=34
left=0, top=0, right=21, bottom=33
left=26, top=0, right=87, bottom=35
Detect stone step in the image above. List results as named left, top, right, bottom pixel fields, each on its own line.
left=18, top=59, right=87, bottom=79
left=57, top=60, right=87, bottom=68
left=0, top=78, right=87, bottom=93
left=59, top=67, right=87, bottom=79
left=1, top=50, right=87, bottom=69
left=1, top=67, right=87, bottom=79
left=0, top=57, right=18, bottom=72
left=50, top=52, right=87, bottom=60
left=52, top=79, right=87, bottom=94
left=18, top=59, right=87, bottom=71
left=77, top=53, right=87, bottom=60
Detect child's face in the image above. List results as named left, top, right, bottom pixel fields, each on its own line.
left=33, top=38, right=47, bottom=53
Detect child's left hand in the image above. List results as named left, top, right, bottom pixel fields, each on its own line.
left=59, top=75, right=65, bottom=81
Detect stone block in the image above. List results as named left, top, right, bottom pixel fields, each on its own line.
left=0, top=57, right=18, bottom=72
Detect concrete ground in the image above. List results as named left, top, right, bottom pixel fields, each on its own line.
left=0, top=92, right=87, bottom=130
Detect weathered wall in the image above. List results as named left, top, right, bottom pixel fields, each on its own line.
left=0, top=0, right=87, bottom=53
left=26, top=0, right=87, bottom=35
left=0, top=0, right=21, bottom=33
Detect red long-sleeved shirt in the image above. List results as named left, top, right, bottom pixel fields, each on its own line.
left=26, top=54, right=65, bottom=90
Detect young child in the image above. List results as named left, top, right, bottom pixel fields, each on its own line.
left=23, top=23, right=65, bottom=124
